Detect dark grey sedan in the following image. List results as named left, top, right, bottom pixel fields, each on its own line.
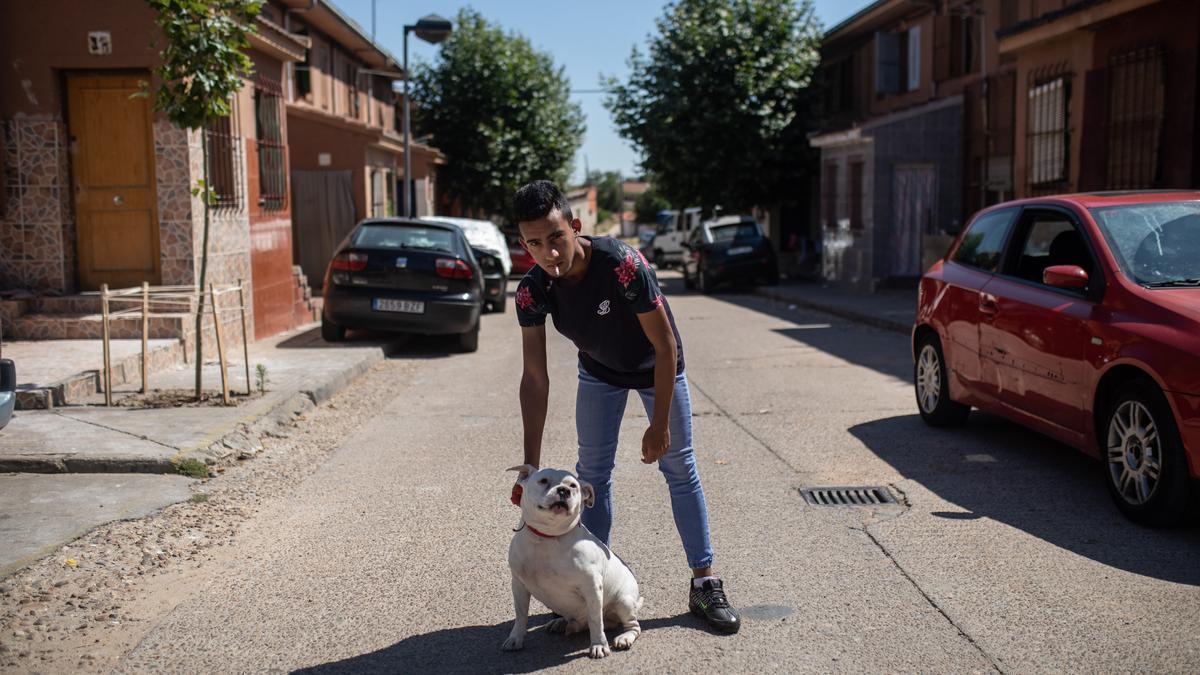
left=321, top=219, right=484, bottom=352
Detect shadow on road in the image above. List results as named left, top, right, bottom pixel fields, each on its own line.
left=295, top=613, right=702, bottom=674
left=850, top=413, right=1200, bottom=585
left=274, top=326, right=461, bottom=360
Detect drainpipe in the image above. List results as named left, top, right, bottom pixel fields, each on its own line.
left=979, top=4, right=989, bottom=207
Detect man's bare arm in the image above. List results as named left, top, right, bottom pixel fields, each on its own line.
left=636, top=304, right=678, bottom=463
left=519, top=324, right=549, bottom=468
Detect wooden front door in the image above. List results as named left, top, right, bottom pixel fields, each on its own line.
left=67, top=73, right=161, bottom=290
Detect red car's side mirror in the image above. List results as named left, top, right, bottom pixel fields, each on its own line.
left=1043, top=264, right=1089, bottom=290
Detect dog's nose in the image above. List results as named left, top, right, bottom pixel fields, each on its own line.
left=556, top=486, right=570, bottom=498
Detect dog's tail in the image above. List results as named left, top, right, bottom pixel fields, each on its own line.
left=636, top=596, right=644, bottom=613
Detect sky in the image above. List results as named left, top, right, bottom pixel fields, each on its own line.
left=334, top=0, right=865, bottom=185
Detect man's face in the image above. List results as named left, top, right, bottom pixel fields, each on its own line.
left=518, top=208, right=581, bottom=278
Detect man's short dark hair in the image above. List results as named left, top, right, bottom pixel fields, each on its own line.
left=513, top=180, right=573, bottom=224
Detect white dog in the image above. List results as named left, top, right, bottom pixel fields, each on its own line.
left=502, top=465, right=643, bottom=659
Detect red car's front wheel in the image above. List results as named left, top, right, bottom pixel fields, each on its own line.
left=1103, top=379, right=1193, bottom=526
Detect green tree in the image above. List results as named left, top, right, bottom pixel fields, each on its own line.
left=412, top=10, right=585, bottom=221
left=604, top=0, right=822, bottom=212
left=143, top=0, right=263, bottom=397
left=585, top=170, right=624, bottom=215
left=634, top=186, right=671, bottom=225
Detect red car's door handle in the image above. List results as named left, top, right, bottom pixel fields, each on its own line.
left=979, top=294, right=999, bottom=315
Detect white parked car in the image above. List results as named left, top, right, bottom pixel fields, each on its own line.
left=423, top=216, right=512, bottom=313
left=650, top=206, right=702, bottom=268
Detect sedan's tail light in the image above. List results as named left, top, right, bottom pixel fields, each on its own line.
left=436, top=258, right=474, bottom=279
left=331, top=252, right=368, bottom=272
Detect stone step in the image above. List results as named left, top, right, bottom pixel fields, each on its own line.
left=0, top=299, right=30, bottom=332
left=10, top=313, right=186, bottom=341
left=15, top=339, right=187, bottom=409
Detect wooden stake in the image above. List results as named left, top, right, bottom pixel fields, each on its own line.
left=100, top=283, right=112, bottom=407
left=237, top=279, right=251, bottom=395
left=209, top=284, right=230, bottom=405
left=140, top=281, right=150, bottom=393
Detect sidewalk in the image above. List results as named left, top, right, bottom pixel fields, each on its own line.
left=0, top=324, right=398, bottom=578
left=753, top=279, right=917, bottom=334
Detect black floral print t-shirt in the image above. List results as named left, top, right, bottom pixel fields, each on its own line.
left=515, top=236, right=685, bottom=389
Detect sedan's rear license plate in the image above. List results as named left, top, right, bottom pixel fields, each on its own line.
left=728, top=246, right=753, bottom=256
left=373, top=298, right=425, bottom=314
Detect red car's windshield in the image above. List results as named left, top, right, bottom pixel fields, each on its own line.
left=1089, top=201, right=1200, bottom=287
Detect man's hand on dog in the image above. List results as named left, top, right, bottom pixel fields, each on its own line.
left=641, top=423, right=670, bottom=464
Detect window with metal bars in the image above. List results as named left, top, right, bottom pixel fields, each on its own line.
left=255, top=79, right=287, bottom=211
left=1105, top=46, right=1165, bottom=190
left=203, top=109, right=242, bottom=210
left=1027, top=74, right=1070, bottom=190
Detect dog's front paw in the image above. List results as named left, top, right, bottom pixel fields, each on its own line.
left=587, top=643, right=611, bottom=659
left=501, top=635, right=524, bottom=651
left=612, top=630, right=638, bottom=650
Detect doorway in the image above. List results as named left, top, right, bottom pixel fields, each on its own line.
left=67, top=73, right=161, bottom=290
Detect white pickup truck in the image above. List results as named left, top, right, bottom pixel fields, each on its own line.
left=649, top=207, right=702, bottom=268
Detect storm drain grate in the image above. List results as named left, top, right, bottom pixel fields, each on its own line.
left=800, top=486, right=897, bottom=507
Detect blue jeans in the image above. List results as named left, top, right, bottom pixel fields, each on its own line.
left=575, top=364, right=714, bottom=570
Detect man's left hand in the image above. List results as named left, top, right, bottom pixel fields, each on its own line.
left=641, top=423, right=670, bottom=464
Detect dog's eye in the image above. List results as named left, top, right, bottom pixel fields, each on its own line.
left=538, top=478, right=548, bottom=485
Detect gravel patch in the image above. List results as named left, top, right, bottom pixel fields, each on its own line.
left=0, top=359, right=417, bottom=674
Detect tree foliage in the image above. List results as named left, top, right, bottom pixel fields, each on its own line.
left=412, top=10, right=585, bottom=221
left=634, top=186, right=671, bottom=225
left=604, top=0, right=822, bottom=212
left=145, top=0, right=262, bottom=130
left=585, top=170, right=624, bottom=215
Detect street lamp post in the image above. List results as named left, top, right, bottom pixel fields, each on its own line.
left=402, top=14, right=452, bottom=218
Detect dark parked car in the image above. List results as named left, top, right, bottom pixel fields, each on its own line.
left=913, top=191, right=1200, bottom=525
left=321, top=219, right=484, bottom=352
left=0, top=358, right=14, bottom=430
left=681, top=215, right=778, bottom=293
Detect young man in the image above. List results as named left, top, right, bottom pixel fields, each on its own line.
left=512, top=180, right=740, bottom=634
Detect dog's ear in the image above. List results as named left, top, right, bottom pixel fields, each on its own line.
left=507, top=464, right=536, bottom=482
left=580, top=481, right=595, bottom=508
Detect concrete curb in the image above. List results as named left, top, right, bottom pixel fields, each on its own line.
left=0, top=343, right=392, bottom=475
left=752, top=287, right=912, bottom=335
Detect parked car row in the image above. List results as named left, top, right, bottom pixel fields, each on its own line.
left=321, top=217, right=511, bottom=352
left=914, top=190, right=1200, bottom=525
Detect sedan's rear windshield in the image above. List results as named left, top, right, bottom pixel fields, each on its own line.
left=1089, top=202, right=1200, bottom=286
left=709, top=222, right=759, bottom=243
left=353, top=224, right=457, bottom=253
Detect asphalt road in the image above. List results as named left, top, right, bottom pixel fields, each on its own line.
left=115, top=273, right=1200, bottom=673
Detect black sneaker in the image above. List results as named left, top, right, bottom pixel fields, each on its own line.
left=689, top=578, right=741, bottom=634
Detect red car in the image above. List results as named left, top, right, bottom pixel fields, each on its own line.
left=506, top=232, right=537, bottom=276
left=914, top=191, right=1200, bottom=525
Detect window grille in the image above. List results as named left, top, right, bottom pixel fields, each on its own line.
left=203, top=103, right=242, bottom=210
left=255, top=78, right=287, bottom=211
left=1027, top=70, right=1070, bottom=191
left=1106, top=45, right=1165, bottom=189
